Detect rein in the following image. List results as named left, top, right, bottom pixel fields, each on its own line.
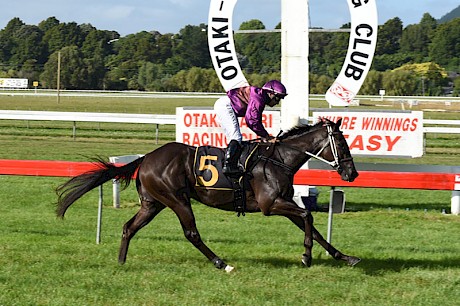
left=253, top=123, right=353, bottom=173
left=259, top=154, right=294, bottom=174
left=246, top=141, right=296, bottom=176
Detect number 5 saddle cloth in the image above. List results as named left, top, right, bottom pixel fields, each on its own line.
left=193, top=143, right=259, bottom=190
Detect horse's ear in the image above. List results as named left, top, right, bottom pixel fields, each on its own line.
left=335, top=118, right=342, bottom=130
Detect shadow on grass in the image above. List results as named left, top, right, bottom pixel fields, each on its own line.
left=239, top=254, right=460, bottom=275
left=353, top=256, right=460, bottom=275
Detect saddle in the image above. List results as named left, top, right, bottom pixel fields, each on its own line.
left=193, top=143, right=259, bottom=216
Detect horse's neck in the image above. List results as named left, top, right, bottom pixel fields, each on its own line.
left=279, top=130, right=326, bottom=168
left=265, top=142, right=306, bottom=172
left=286, top=128, right=325, bottom=150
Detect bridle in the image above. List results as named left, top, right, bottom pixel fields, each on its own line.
left=303, top=123, right=353, bottom=170
left=254, top=122, right=353, bottom=175
left=271, top=122, right=353, bottom=171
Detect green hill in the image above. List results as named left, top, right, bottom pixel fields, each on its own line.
left=439, top=5, right=460, bottom=23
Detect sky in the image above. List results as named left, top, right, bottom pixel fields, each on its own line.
left=0, top=0, right=458, bottom=37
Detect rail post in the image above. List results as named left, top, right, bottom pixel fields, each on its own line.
left=96, top=185, right=103, bottom=244
left=452, top=190, right=460, bottom=215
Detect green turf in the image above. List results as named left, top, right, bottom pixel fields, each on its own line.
left=0, top=176, right=459, bottom=305
left=0, top=92, right=459, bottom=305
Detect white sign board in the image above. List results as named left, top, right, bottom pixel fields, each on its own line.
left=208, top=0, right=249, bottom=91
left=313, top=111, right=424, bottom=157
left=0, top=78, right=28, bottom=88
left=326, top=0, right=378, bottom=106
left=176, top=107, right=280, bottom=148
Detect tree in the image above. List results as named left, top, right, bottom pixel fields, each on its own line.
left=40, top=46, right=87, bottom=89
left=309, top=73, right=334, bottom=94
left=359, top=70, right=383, bottom=95
left=400, top=13, right=437, bottom=60
left=376, top=17, right=403, bottom=55
left=372, top=53, right=415, bottom=71
left=138, top=61, right=168, bottom=91
left=453, top=77, right=460, bottom=97
left=80, top=30, right=116, bottom=89
left=173, top=24, right=210, bottom=69
left=0, top=18, right=25, bottom=63
left=9, top=25, right=46, bottom=66
left=429, top=18, right=460, bottom=69
left=42, top=22, right=85, bottom=54
left=38, top=17, right=60, bottom=33
left=234, top=19, right=281, bottom=74
left=394, top=62, right=448, bottom=95
left=309, top=31, right=333, bottom=75
left=154, top=33, right=173, bottom=63
left=18, top=59, right=41, bottom=83
left=381, top=70, right=418, bottom=96
left=322, top=24, right=350, bottom=78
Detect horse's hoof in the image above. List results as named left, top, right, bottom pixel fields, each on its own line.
left=348, top=256, right=361, bottom=267
left=224, top=265, right=235, bottom=273
left=302, top=254, right=312, bottom=267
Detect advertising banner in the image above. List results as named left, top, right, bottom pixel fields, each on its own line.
left=176, top=107, right=281, bottom=148
left=208, top=0, right=249, bottom=91
left=0, top=78, right=28, bottom=88
left=326, top=0, right=378, bottom=106
left=313, top=111, right=424, bottom=157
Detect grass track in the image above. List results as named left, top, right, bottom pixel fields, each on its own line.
left=0, top=93, right=459, bottom=305
left=0, top=176, right=459, bottom=305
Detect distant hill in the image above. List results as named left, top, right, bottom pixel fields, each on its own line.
left=439, top=5, right=460, bottom=23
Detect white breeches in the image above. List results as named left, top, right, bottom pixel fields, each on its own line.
left=214, top=96, right=242, bottom=143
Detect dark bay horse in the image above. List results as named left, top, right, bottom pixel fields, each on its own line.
left=56, top=118, right=360, bottom=272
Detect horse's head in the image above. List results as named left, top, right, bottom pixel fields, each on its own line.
left=319, top=118, right=359, bottom=182
left=278, top=118, right=358, bottom=182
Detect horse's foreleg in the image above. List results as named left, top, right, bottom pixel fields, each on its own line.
left=287, top=216, right=361, bottom=266
left=312, top=226, right=361, bottom=266
left=302, top=211, right=313, bottom=267
left=118, top=200, right=165, bottom=264
left=267, top=198, right=314, bottom=267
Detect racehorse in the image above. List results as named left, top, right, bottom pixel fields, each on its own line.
left=56, top=118, right=360, bottom=272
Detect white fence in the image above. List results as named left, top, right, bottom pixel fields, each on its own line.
left=423, top=119, right=460, bottom=134
left=0, top=110, right=459, bottom=137
left=0, top=110, right=176, bottom=143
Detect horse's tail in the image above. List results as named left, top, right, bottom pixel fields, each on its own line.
left=56, top=156, right=145, bottom=218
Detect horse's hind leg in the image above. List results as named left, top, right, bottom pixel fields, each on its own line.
left=287, top=216, right=361, bottom=266
left=166, top=196, right=234, bottom=272
left=118, top=199, right=166, bottom=264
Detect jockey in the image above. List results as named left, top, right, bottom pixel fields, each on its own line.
left=214, top=80, right=288, bottom=177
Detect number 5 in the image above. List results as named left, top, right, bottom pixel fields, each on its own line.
left=197, top=155, right=219, bottom=187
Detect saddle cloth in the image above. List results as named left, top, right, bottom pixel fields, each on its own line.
left=193, top=143, right=258, bottom=190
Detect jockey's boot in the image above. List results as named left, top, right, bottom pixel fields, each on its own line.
left=223, top=140, right=243, bottom=178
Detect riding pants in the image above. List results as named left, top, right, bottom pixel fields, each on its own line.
left=214, top=96, right=242, bottom=143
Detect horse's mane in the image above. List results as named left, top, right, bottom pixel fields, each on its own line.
left=278, top=120, right=325, bottom=141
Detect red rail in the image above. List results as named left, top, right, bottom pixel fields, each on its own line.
left=0, top=159, right=99, bottom=177
left=0, top=159, right=458, bottom=191
left=294, top=169, right=458, bottom=191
